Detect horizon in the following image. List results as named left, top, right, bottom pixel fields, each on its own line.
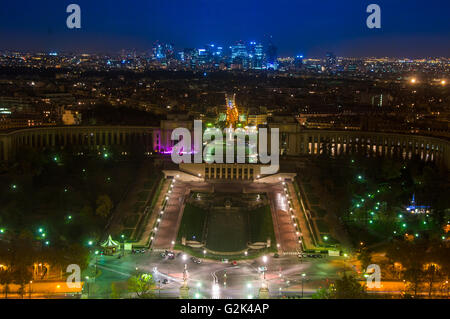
left=1, top=0, right=450, bottom=58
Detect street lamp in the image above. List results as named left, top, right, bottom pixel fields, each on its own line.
left=262, top=255, right=268, bottom=281
left=301, top=273, right=306, bottom=298
left=85, top=276, right=90, bottom=298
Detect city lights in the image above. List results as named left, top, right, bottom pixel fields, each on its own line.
left=0, top=4, right=449, bottom=302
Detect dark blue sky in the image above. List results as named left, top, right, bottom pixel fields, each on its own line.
left=1, top=0, right=449, bottom=57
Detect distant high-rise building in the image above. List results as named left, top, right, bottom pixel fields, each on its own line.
left=197, top=48, right=208, bottom=65
left=153, top=42, right=165, bottom=60
left=231, top=41, right=249, bottom=69
left=248, top=42, right=264, bottom=69
left=164, top=43, right=175, bottom=60
left=152, top=42, right=175, bottom=61
left=183, top=48, right=197, bottom=68
left=266, top=42, right=277, bottom=70
left=326, top=52, right=337, bottom=66
left=294, top=55, right=304, bottom=69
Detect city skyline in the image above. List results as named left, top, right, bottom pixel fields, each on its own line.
left=1, top=0, right=450, bottom=57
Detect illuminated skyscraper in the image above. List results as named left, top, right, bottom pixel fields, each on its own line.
left=249, top=42, right=264, bottom=69
left=231, top=41, right=249, bottom=69
left=266, top=42, right=277, bottom=70
left=326, top=52, right=337, bottom=66
left=294, top=55, right=304, bottom=69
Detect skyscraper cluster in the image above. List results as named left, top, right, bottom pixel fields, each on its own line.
left=152, top=40, right=279, bottom=70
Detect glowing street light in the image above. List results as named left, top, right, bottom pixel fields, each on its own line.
left=301, top=273, right=306, bottom=298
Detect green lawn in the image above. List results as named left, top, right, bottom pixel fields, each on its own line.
left=177, top=203, right=208, bottom=242
left=315, top=218, right=330, bottom=233
left=206, top=211, right=248, bottom=252
left=123, top=214, right=140, bottom=228
left=136, top=190, right=150, bottom=201
left=248, top=206, right=276, bottom=244
left=315, top=207, right=327, bottom=218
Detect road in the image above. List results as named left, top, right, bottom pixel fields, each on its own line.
left=83, top=251, right=348, bottom=299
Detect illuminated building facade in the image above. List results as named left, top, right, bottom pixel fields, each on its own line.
left=225, top=93, right=239, bottom=128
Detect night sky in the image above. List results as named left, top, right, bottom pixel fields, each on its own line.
left=0, top=0, right=449, bottom=57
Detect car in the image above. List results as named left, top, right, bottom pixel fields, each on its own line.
left=140, top=249, right=146, bottom=253
left=168, top=255, right=175, bottom=260
left=231, top=260, right=237, bottom=266
left=273, top=253, right=280, bottom=258
left=221, top=259, right=229, bottom=263
left=160, top=253, right=166, bottom=258
left=162, top=279, right=168, bottom=284
left=191, top=257, right=201, bottom=264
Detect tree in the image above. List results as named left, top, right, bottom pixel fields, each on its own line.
left=403, top=267, right=425, bottom=297
left=95, top=195, right=113, bottom=218
left=358, top=248, right=372, bottom=271
left=385, top=238, right=449, bottom=297
left=12, top=265, right=33, bottom=298
left=127, top=272, right=156, bottom=298
left=0, top=268, right=13, bottom=299
left=423, top=263, right=441, bottom=297
left=110, top=282, right=124, bottom=299
left=0, top=231, right=36, bottom=298
left=333, top=274, right=367, bottom=299
left=312, top=274, right=367, bottom=299
left=311, top=287, right=332, bottom=299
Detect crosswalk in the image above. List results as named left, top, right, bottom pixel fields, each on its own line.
left=282, top=251, right=300, bottom=256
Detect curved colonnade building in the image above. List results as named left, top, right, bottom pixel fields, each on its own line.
left=0, top=122, right=449, bottom=170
